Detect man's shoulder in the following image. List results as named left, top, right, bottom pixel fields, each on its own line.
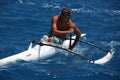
left=52, top=15, right=59, bottom=22
left=52, top=15, right=59, bottom=19
left=69, top=20, right=75, bottom=27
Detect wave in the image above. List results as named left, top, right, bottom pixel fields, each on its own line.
left=41, top=3, right=61, bottom=9
left=1, top=0, right=120, bottom=14
left=71, top=7, right=120, bottom=15
left=102, top=41, right=120, bottom=49
left=2, top=0, right=119, bottom=17
left=17, top=0, right=35, bottom=5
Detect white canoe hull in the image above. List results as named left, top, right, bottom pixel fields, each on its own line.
left=0, top=45, right=56, bottom=66
left=0, top=35, right=83, bottom=66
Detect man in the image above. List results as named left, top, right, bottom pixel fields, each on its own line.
left=42, top=8, right=81, bottom=50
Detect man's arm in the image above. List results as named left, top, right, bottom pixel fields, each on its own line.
left=52, top=16, right=74, bottom=35
left=68, top=23, right=81, bottom=50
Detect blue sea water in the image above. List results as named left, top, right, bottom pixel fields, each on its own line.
left=0, top=0, right=120, bottom=80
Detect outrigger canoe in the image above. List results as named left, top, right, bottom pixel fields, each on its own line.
left=0, top=34, right=114, bottom=66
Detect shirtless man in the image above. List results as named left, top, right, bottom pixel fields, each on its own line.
left=42, top=8, right=81, bottom=50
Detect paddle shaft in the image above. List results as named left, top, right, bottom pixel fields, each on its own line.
left=69, top=34, right=72, bottom=48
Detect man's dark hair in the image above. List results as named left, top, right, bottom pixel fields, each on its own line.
left=61, top=8, right=71, bottom=16
left=58, top=8, right=71, bottom=23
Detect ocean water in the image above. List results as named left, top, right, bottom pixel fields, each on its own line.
left=0, top=0, right=120, bottom=80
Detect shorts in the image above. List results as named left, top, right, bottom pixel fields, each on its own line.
left=42, top=35, right=63, bottom=44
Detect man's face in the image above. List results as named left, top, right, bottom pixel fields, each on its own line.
left=61, top=10, right=71, bottom=20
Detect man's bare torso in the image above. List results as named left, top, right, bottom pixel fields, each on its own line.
left=53, top=16, right=72, bottom=40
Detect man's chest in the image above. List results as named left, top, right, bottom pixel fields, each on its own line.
left=57, top=23, right=70, bottom=31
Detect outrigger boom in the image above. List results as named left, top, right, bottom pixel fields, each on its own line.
left=31, top=40, right=95, bottom=63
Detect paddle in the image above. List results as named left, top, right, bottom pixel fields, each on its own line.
left=67, top=38, right=111, bottom=53
left=69, top=34, right=72, bottom=48
left=30, top=40, right=95, bottom=63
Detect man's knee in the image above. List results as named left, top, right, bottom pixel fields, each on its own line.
left=48, top=37, right=54, bottom=42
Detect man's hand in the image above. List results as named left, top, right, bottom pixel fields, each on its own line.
left=68, top=28, right=74, bottom=34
